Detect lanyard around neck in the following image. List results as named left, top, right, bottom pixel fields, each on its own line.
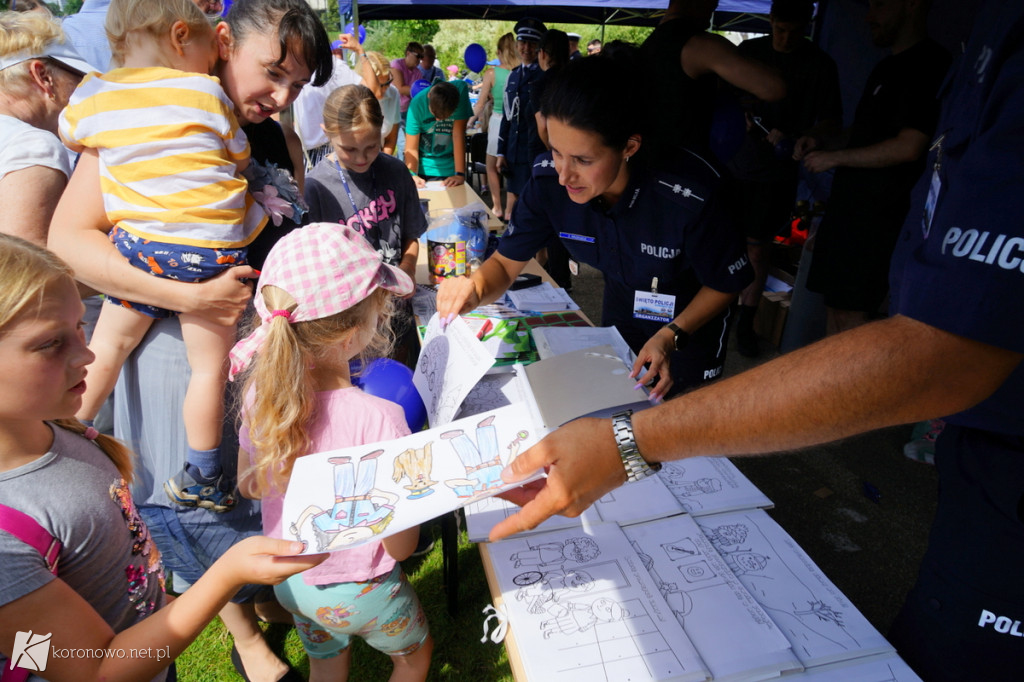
left=333, top=160, right=376, bottom=231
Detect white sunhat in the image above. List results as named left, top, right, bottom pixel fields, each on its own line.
left=0, top=39, right=95, bottom=75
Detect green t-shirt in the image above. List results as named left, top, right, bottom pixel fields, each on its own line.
left=406, top=80, right=472, bottom=177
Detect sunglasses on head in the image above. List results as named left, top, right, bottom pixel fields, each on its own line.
left=409, top=51, right=424, bottom=59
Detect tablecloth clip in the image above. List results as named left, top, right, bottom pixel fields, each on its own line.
left=480, top=603, right=509, bottom=644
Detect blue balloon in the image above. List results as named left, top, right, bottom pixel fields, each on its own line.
left=410, top=79, right=431, bottom=100
left=351, top=359, right=427, bottom=432
left=464, top=43, right=487, bottom=73
left=343, top=23, right=367, bottom=44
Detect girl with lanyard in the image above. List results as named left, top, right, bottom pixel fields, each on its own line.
left=304, top=84, right=427, bottom=361
left=437, top=47, right=753, bottom=401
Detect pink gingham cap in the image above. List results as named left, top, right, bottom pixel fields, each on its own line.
left=229, top=223, right=414, bottom=379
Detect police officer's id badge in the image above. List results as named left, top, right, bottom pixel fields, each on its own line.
left=633, top=290, right=676, bottom=322
left=922, top=169, right=941, bottom=238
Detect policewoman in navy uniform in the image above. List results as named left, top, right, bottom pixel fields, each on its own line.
left=438, top=49, right=752, bottom=400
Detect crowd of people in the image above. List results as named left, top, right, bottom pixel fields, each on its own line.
left=0, top=0, right=1021, bottom=681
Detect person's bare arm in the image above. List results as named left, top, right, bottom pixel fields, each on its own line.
left=398, top=237, right=419, bottom=286
left=1, top=165, right=68, bottom=246
left=491, top=315, right=1022, bottom=539
left=48, top=150, right=254, bottom=324
left=392, top=66, right=410, bottom=98
left=382, top=124, right=398, bottom=157
left=803, top=128, right=931, bottom=173
left=470, top=68, right=495, bottom=124
left=444, top=119, right=468, bottom=187
left=435, top=251, right=528, bottom=321
left=682, top=32, right=786, bottom=102
left=0, top=537, right=322, bottom=682
left=404, top=132, right=426, bottom=187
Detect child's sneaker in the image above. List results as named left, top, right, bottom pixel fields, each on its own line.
left=903, top=419, right=945, bottom=465
left=164, top=465, right=237, bottom=513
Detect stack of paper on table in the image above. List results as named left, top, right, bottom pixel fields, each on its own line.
left=532, top=325, right=636, bottom=367
left=523, top=345, right=645, bottom=429
left=505, top=282, right=580, bottom=313
left=693, top=509, right=895, bottom=669
left=657, top=457, right=773, bottom=516
left=489, top=522, right=710, bottom=682
left=623, top=515, right=801, bottom=681
left=782, top=654, right=921, bottom=681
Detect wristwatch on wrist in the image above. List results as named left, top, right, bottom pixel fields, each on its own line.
left=454, top=171, right=466, bottom=177
left=665, top=322, right=690, bottom=351
left=611, top=409, right=661, bottom=482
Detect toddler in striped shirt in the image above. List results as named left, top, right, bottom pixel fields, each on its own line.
left=59, top=0, right=269, bottom=513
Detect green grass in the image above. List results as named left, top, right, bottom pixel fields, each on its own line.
left=175, top=525, right=514, bottom=681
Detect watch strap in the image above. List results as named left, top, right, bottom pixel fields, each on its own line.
left=611, top=410, right=661, bottom=482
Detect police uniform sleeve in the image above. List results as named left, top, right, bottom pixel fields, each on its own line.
left=891, top=24, right=1024, bottom=354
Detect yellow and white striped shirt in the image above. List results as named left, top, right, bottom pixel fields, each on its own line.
left=59, top=67, right=267, bottom=249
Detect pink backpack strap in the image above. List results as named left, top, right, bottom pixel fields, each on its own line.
left=0, top=503, right=60, bottom=682
left=0, top=503, right=60, bottom=574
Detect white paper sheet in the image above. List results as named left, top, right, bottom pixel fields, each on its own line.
left=786, top=654, right=922, bottom=681
left=489, top=523, right=709, bottom=682
left=465, top=495, right=598, bottom=542
left=657, top=457, right=774, bottom=516
left=694, top=510, right=895, bottom=668
left=532, top=326, right=636, bottom=367
left=624, top=515, right=801, bottom=682
left=506, top=282, right=580, bottom=312
left=414, top=313, right=495, bottom=427
left=592, top=475, right=686, bottom=527
left=466, top=453, right=682, bottom=542
left=281, top=403, right=544, bottom=554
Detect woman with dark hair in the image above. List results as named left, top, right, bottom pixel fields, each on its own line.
left=49, top=0, right=332, bottom=678
left=438, top=48, right=753, bottom=400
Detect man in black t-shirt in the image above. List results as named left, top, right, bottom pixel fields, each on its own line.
left=803, top=0, right=950, bottom=334
left=728, top=0, right=842, bottom=356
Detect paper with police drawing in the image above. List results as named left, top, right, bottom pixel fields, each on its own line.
left=281, top=403, right=546, bottom=554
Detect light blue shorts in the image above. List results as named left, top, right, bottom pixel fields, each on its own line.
left=274, top=564, right=429, bottom=658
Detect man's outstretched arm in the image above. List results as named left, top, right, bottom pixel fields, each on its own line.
left=491, top=314, right=1021, bottom=540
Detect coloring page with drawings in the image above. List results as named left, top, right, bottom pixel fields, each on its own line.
left=281, top=403, right=544, bottom=554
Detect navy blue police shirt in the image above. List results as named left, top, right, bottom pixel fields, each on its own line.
left=499, top=150, right=752, bottom=354
left=497, top=62, right=542, bottom=166
left=889, top=0, right=1024, bottom=437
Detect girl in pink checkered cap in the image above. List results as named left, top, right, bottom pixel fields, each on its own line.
left=230, top=223, right=433, bottom=681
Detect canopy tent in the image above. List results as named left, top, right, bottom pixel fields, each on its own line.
left=343, top=0, right=773, bottom=30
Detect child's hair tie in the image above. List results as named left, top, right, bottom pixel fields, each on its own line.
left=270, top=309, right=292, bottom=321
left=84, top=426, right=99, bottom=441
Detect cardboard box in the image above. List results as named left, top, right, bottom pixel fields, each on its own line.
left=755, top=290, right=791, bottom=348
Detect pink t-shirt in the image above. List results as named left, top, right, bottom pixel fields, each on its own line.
left=390, top=57, right=420, bottom=112
left=240, top=387, right=411, bottom=585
